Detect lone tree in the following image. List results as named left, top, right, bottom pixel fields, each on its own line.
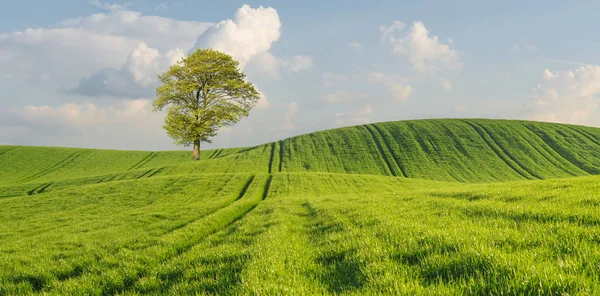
left=153, top=49, right=260, bottom=160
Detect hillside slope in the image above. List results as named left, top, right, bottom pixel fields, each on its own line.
left=1, top=119, right=600, bottom=184
left=2, top=118, right=600, bottom=294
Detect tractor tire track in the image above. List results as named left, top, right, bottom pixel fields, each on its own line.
left=460, top=120, right=534, bottom=180
left=518, top=123, right=588, bottom=176
left=51, top=175, right=244, bottom=285
left=372, top=124, right=408, bottom=177
left=19, top=150, right=91, bottom=184
left=206, top=149, right=218, bottom=159
left=135, top=168, right=158, bottom=179
left=26, top=182, right=53, bottom=196
left=278, top=140, right=284, bottom=172
left=211, top=149, right=224, bottom=159
left=520, top=123, right=597, bottom=174
left=363, top=125, right=398, bottom=177
left=562, top=125, right=600, bottom=147
left=162, top=175, right=269, bottom=257
left=262, top=174, right=273, bottom=200
left=268, top=142, right=276, bottom=174
left=0, top=146, right=19, bottom=158
left=128, top=152, right=157, bottom=171
left=145, top=167, right=165, bottom=178
left=114, top=175, right=270, bottom=294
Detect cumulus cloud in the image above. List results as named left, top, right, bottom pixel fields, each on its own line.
left=528, top=65, right=600, bottom=124
left=368, top=72, right=413, bottom=101
left=542, top=68, right=557, bottom=80
left=282, top=102, right=298, bottom=130
left=380, top=21, right=462, bottom=73
left=0, top=28, right=137, bottom=82
left=255, top=87, right=271, bottom=109
left=1, top=99, right=173, bottom=149
left=248, top=52, right=313, bottom=79
left=0, top=10, right=210, bottom=84
left=13, top=99, right=159, bottom=126
left=192, top=5, right=281, bottom=69
left=70, top=42, right=184, bottom=97
left=59, top=11, right=211, bottom=53
left=0, top=4, right=306, bottom=148
left=70, top=5, right=305, bottom=98
left=322, top=90, right=368, bottom=103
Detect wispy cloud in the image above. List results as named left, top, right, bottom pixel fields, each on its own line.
left=380, top=21, right=462, bottom=73
left=89, top=0, right=129, bottom=12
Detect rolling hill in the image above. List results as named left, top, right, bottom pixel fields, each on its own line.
left=2, top=119, right=600, bottom=188
left=1, top=118, right=600, bottom=295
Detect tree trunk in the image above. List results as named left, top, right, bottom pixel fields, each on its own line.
left=193, top=140, right=200, bottom=160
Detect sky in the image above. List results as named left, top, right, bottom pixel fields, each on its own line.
left=1, top=0, right=600, bottom=150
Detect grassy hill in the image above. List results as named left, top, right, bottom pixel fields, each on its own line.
left=2, top=119, right=600, bottom=187
left=1, top=118, right=600, bottom=294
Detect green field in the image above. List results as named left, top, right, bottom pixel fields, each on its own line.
left=1, top=118, right=600, bottom=295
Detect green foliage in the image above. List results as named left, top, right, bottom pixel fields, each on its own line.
left=153, top=48, right=260, bottom=147
left=1, top=118, right=600, bottom=294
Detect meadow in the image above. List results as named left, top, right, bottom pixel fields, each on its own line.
left=1, top=119, right=600, bottom=295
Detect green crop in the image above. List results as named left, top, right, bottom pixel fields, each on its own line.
left=1, top=118, right=600, bottom=295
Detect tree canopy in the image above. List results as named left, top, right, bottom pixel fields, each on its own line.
left=153, top=49, right=260, bottom=160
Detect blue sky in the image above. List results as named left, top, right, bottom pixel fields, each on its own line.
left=1, top=1, right=599, bottom=150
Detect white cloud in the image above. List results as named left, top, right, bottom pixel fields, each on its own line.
left=1, top=99, right=173, bottom=149
left=380, top=21, right=462, bottom=73
left=528, top=65, right=600, bottom=125
left=0, top=10, right=211, bottom=84
left=322, top=90, right=368, bottom=103
left=89, top=0, right=128, bottom=12
left=322, top=72, right=347, bottom=86
left=255, top=87, right=271, bottom=109
left=190, top=4, right=311, bottom=82
left=513, top=43, right=537, bottom=52
left=59, top=11, right=211, bottom=53
left=285, top=56, right=314, bottom=73
left=542, top=68, right=557, bottom=80
left=248, top=53, right=313, bottom=79
left=379, top=21, right=406, bottom=41
left=13, top=99, right=159, bottom=126
left=155, top=3, right=169, bottom=11
left=0, top=28, right=138, bottom=83
left=368, top=72, right=413, bottom=101
left=335, top=105, right=373, bottom=126
left=454, top=105, right=466, bottom=112
left=250, top=52, right=281, bottom=78
left=348, top=42, right=363, bottom=51
left=69, top=5, right=295, bottom=99
left=441, top=78, right=452, bottom=91
left=282, top=102, right=298, bottom=130
left=387, top=83, right=413, bottom=101
left=192, top=5, right=281, bottom=69
left=355, top=105, right=373, bottom=124
left=70, top=42, right=184, bottom=97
